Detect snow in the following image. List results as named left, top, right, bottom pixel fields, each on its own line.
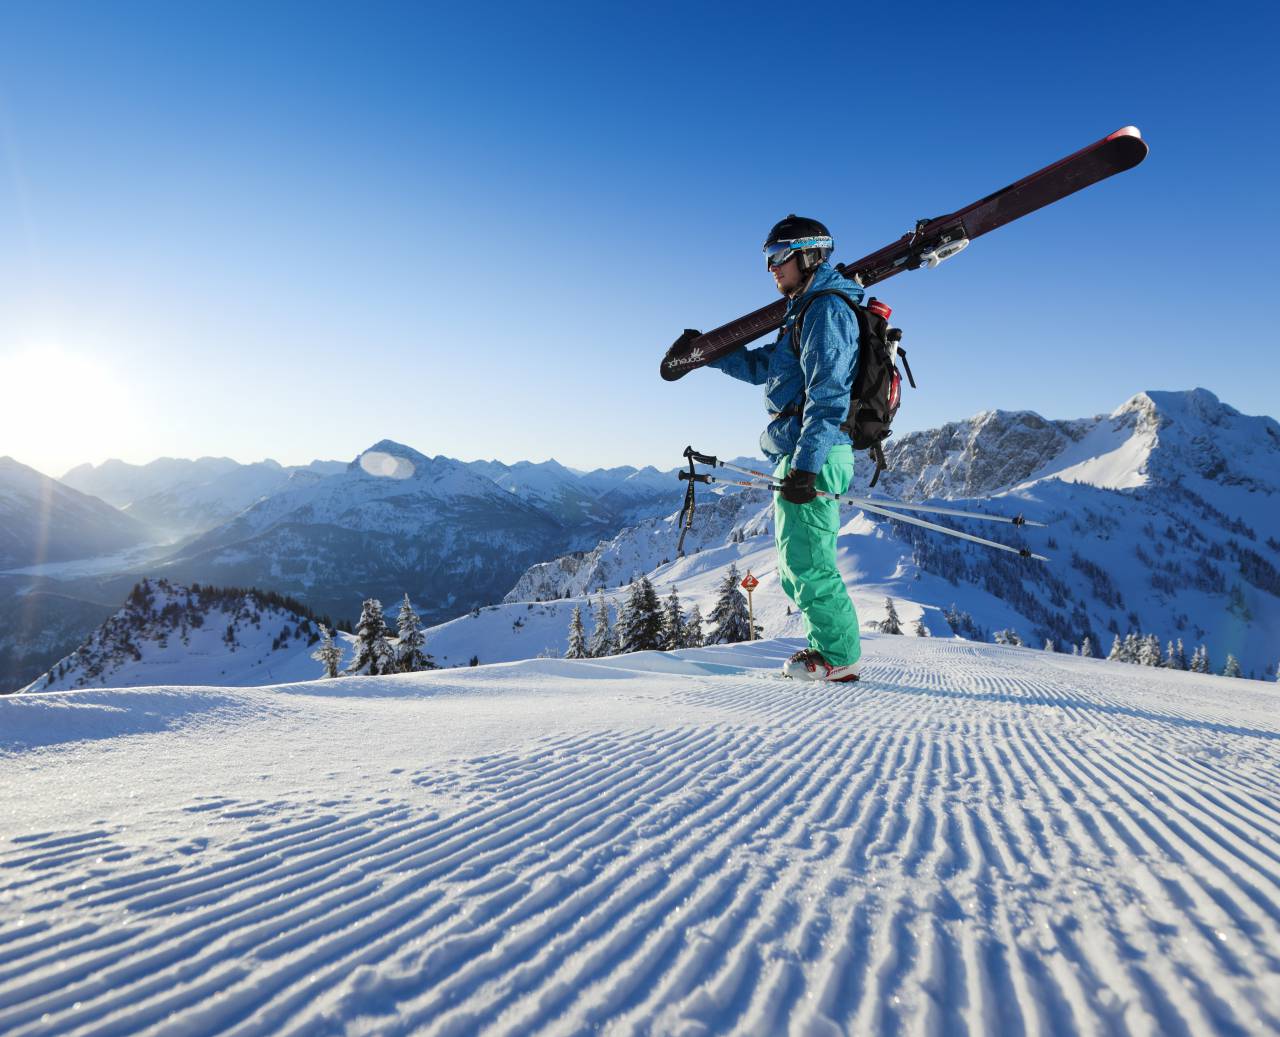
left=3, top=636, right=1278, bottom=1035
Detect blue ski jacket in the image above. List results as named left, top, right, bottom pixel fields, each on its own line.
left=708, top=262, right=863, bottom=473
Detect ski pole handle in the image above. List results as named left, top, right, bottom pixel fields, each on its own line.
left=683, top=446, right=719, bottom=466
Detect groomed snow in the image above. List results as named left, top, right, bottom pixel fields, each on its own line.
left=2, top=636, right=1279, bottom=1035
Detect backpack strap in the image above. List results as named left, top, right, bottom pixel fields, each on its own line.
left=774, top=289, right=863, bottom=422
left=787, top=289, right=861, bottom=360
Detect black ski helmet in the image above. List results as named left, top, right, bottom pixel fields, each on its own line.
left=763, top=214, right=833, bottom=274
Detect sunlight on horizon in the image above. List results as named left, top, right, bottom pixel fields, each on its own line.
left=0, top=343, right=140, bottom=477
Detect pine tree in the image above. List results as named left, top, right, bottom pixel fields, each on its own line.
left=660, top=588, right=686, bottom=650
left=1107, top=634, right=1124, bottom=661
left=565, top=605, right=588, bottom=659
left=1043, top=638, right=1057, bottom=652
left=1140, top=633, right=1161, bottom=667
left=395, top=594, right=435, bottom=672
left=1198, top=644, right=1212, bottom=674
left=587, top=595, right=615, bottom=658
left=684, top=604, right=705, bottom=648
left=994, top=628, right=1024, bottom=647
left=617, top=577, right=663, bottom=653
left=707, top=565, right=756, bottom=644
left=345, top=598, right=395, bottom=675
left=915, top=619, right=931, bottom=638
left=1175, top=638, right=1188, bottom=671
left=1222, top=653, right=1242, bottom=678
left=1080, top=636, right=1094, bottom=658
left=1189, top=644, right=1207, bottom=673
left=881, top=597, right=903, bottom=635
left=1121, top=632, right=1140, bottom=663
left=311, top=624, right=344, bottom=678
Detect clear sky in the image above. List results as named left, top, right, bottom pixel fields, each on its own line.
left=0, top=0, right=1276, bottom=479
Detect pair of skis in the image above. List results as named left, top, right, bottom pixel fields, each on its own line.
left=661, top=126, right=1148, bottom=379
left=676, top=447, right=1048, bottom=561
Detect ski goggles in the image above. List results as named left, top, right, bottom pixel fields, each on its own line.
left=763, top=236, right=834, bottom=268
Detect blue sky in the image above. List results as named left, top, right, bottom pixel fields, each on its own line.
left=0, top=0, right=1276, bottom=478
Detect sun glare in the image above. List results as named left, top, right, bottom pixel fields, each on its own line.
left=0, top=344, right=139, bottom=475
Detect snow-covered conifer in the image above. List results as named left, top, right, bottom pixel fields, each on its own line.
left=1107, top=634, right=1123, bottom=661
left=311, top=624, right=344, bottom=678
left=565, top=605, right=588, bottom=659
left=1175, top=638, right=1188, bottom=670
left=587, top=596, right=615, bottom=658
left=994, top=629, right=1024, bottom=647
left=395, top=594, right=435, bottom=672
left=1140, top=633, right=1162, bottom=667
left=1189, top=644, right=1208, bottom=673
left=707, top=565, right=757, bottom=644
left=1222, top=653, right=1242, bottom=678
left=345, top=598, right=395, bottom=676
left=1071, top=644, right=1080, bottom=655
left=660, top=588, right=686, bottom=650
left=881, top=598, right=903, bottom=636
left=684, top=604, right=705, bottom=648
left=1121, top=633, right=1140, bottom=663
left=914, top=619, right=930, bottom=638
left=617, top=578, right=663, bottom=654
left=1080, top=636, right=1094, bottom=658
left=1043, top=638, right=1056, bottom=652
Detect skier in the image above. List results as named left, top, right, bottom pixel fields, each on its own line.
left=703, top=216, right=863, bottom=682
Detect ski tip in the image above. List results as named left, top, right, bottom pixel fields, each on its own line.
left=1108, top=125, right=1142, bottom=140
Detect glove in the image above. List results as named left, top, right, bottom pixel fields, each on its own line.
left=779, top=468, right=818, bottom=504
left=661, top=329, right=704, bottom=382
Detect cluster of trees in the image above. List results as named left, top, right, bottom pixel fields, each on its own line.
left=1103, top=632, right=1245, bottom=677
left=990, top=625, right=1261, bottom=680
left=313, top=594, right=437, bottom=678
left=565, top=565, right=761, bottom=659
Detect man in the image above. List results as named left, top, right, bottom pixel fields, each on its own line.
left=705, top=215, right=863, bottom=682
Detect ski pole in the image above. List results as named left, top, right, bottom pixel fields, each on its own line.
left=681, top=470, right=1047, bottom=560
left=683, top=448, right=1044, bottom=527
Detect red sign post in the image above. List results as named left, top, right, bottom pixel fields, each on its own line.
left=740, top=572, right=759, bottom=640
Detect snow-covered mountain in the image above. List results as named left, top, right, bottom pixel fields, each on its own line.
left=0, top=457, right=152, bottom=570
left=60, top=456, right=347, bottom=538
left=463, top=457, right=697, bottom=531
left=464, top=457, right=618, bottom=535
left=153, top=441, right=572, bottom=625
left=23, top=578, right=338, bottom=693
left=495, top=389, right=1278, bottom=678
left=11, top=389, right=1278, bottom=690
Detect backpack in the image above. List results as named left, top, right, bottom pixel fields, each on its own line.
left=787, top=289, right=916, bottom=487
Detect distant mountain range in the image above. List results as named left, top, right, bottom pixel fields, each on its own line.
left=0, top=457, right=152, bottom=569
left=59, top=456, right=348, bottom=539
left=0, top=444, right=696, bottom=689
left=8, top=388, right=1280, bottom=692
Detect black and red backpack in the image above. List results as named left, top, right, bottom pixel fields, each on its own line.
left=788, top=290, right=916, bottom=487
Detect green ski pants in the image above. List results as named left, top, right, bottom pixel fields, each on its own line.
left=774, top=445, right=861, bottom=667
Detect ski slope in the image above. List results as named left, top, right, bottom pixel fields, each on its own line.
left=2, top=636, right=1278, bottom=1035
